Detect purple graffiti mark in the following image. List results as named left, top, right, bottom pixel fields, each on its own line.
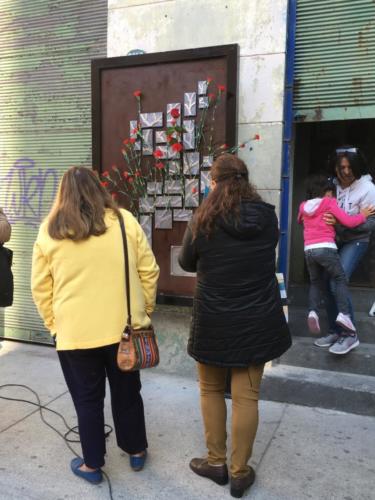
left=2, top=158, right=59, bottom=227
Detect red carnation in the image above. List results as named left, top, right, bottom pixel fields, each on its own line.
left=132, top=128, right=139, bottom=135
left=102, top=170, right=109, bottom=177
left=133, top=90, right=142, bottom=97
left=220, top=144, right=229, bottom=150
left=171, top=142, right=183, bottom=153
left=101, top=181, right=109, bottom=187
left=123, top=138, right=130, bottom=145
left=153, top=149, right=164, bottom=158
left=191, top=187, right=197, bottom=194
left=170, top=108, right=180, bottom=119
left=155, top=161, right=164, bottom=170
left=129, top=138, right=136, bottom=144
left=218, top=84, right=226, bottom=92
left=254, top=134, right=260, bottom=140
left=128, top=176, right=134, bottom=183
left=166, top=134, right=174, bottom=142
left=123, top=171, right=129, bottom=178
left=135, top=170, right=141, bottom=177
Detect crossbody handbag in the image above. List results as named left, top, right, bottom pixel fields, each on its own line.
left=0, top=244, right=13, bottom=307
left=117, top=215, right=160, bottom=371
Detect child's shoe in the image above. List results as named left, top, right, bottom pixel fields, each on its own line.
left=336, top=313, right=356, bottom=332
left=307, top=311, right=320, bottom=334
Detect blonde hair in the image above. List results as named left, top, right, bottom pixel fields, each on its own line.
left=48, top=166, right=120, bottom=241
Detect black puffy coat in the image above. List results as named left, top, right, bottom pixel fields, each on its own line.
left=178, top=201, right=291, bottom=367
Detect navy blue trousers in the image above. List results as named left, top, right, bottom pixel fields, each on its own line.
left=58, top=342, right=148, bottom=468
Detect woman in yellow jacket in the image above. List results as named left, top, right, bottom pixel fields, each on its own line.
left=31, top=166, right=159, bottom=485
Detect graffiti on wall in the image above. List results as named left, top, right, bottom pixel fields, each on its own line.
left=0, top=158, right=59, bottom=227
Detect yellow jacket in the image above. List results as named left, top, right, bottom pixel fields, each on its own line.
left=31, top=209, right=159, bottom=350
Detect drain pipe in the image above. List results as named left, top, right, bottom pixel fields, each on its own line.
left=278, top=0, right=297, bottom=282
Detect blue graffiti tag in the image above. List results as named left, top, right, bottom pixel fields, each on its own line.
left=1, top=158, right=59, bottom=227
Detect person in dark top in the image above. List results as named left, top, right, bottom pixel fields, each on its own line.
left=179, top=154, right=291, bottom=498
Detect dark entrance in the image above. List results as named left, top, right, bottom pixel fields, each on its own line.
left=290, top=118, right=375, bottom=288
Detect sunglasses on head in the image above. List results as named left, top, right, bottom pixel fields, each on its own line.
left=336, top=147, right=358, bottom=154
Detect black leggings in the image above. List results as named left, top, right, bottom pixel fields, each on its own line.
left=58, top=342, right=147, bottom=468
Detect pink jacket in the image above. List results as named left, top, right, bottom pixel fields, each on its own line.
left=298, top=197, right=366, bottom=247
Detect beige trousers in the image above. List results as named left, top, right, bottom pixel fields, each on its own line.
left=197, top=362, right=264, bottom=478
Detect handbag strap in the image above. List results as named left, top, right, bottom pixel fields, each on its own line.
left=118, top=214, right=132, bottom=327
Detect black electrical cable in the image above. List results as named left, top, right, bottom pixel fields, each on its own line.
left=0, top=384, right=114, bottom=500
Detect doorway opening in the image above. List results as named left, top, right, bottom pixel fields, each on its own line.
left=289, top=118, right=375, bottom=288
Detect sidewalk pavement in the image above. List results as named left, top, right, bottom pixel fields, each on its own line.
left=0, top=340, right=374, bottom=500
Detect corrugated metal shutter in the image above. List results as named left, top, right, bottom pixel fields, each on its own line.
left=0, top=0, right=107, bottom=343
left=294, top=0, right=375, bottom=122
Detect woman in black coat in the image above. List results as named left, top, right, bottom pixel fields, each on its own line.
left=179, top=154, right=291, bottom=498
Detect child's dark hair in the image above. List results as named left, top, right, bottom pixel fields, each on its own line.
left=306, top=173, right=335, bottom=199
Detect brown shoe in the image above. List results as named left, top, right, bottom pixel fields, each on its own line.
left=189, top=458, right=229, bottom=485
left=230, top=467, right=256, bottom=498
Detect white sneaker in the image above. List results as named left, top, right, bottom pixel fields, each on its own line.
left=307, top=311, right=320, bottom=334
left=335, top=313, right=356, bottom=332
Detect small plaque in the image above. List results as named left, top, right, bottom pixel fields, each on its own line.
left=184, top=92, right=197, bottom=117
left=147, top=181, right=163, bottom=195
left=170, top=246, right=196, bottom=277
left=168, top=160, right=181, bottom=175
left=173, top=209, right=193, bottom=222
left=142, top=129, right=153, bottom=156
left=198, top=80, right=208, bottom=95
left=155, top=209, right=173, bottom=229
left=140, top=112, right=163, bottom=128
left=183, top=152, right=200, bottom=174
left=167, top=103, right=181, bottom=126
left=140, top=214, right=152, bottom=246
left=155, top=130, right=167, bottom=143
left=185, top=178, right=199, bottom=207
left=199, top=96, right=209, bottom=109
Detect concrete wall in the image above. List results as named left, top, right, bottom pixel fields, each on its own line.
left=107, top=0, right=289, bottom=376
left=108, top=0, right=288, bottom=213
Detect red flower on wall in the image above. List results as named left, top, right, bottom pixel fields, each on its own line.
left=135, top=170, right=141, bottom=177
left=129, top=138, right=136, bottom=144
left=191, top=187, right=197, bottom=194
left=133, top=90, right=142, bottom=97
left=128, top=176, right=134, bottom=183
left=155, top=161, right=164, bottom=170
left=171, top=143, right=183, bottom=153
left=153, top=149, right=164, bottom=158
left=102, top=170, right=109, bottom=177
left=123, top=138, right=130, bottom=145
left=170, top=108, right=180, bottom=119
left=101, top=181, right=109, bottom=187
left=218, top=84, right=226, bottom=92
left=123, top=171, right=129, bottom=179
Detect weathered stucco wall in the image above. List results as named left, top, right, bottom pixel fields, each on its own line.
left=108, top=0, right=288, bottom=212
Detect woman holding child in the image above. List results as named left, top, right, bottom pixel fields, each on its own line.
left=301, top=147, right=375, bottom=355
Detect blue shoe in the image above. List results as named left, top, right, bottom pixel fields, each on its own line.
left=70, top=457, right=103, bottom=484
left=129, top=450, right=147, bottom=471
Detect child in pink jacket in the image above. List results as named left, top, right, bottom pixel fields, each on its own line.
left=298, top=174, right=374, bottom=334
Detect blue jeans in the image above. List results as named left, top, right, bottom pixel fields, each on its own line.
left=325, top=240, right=369, bottom=334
